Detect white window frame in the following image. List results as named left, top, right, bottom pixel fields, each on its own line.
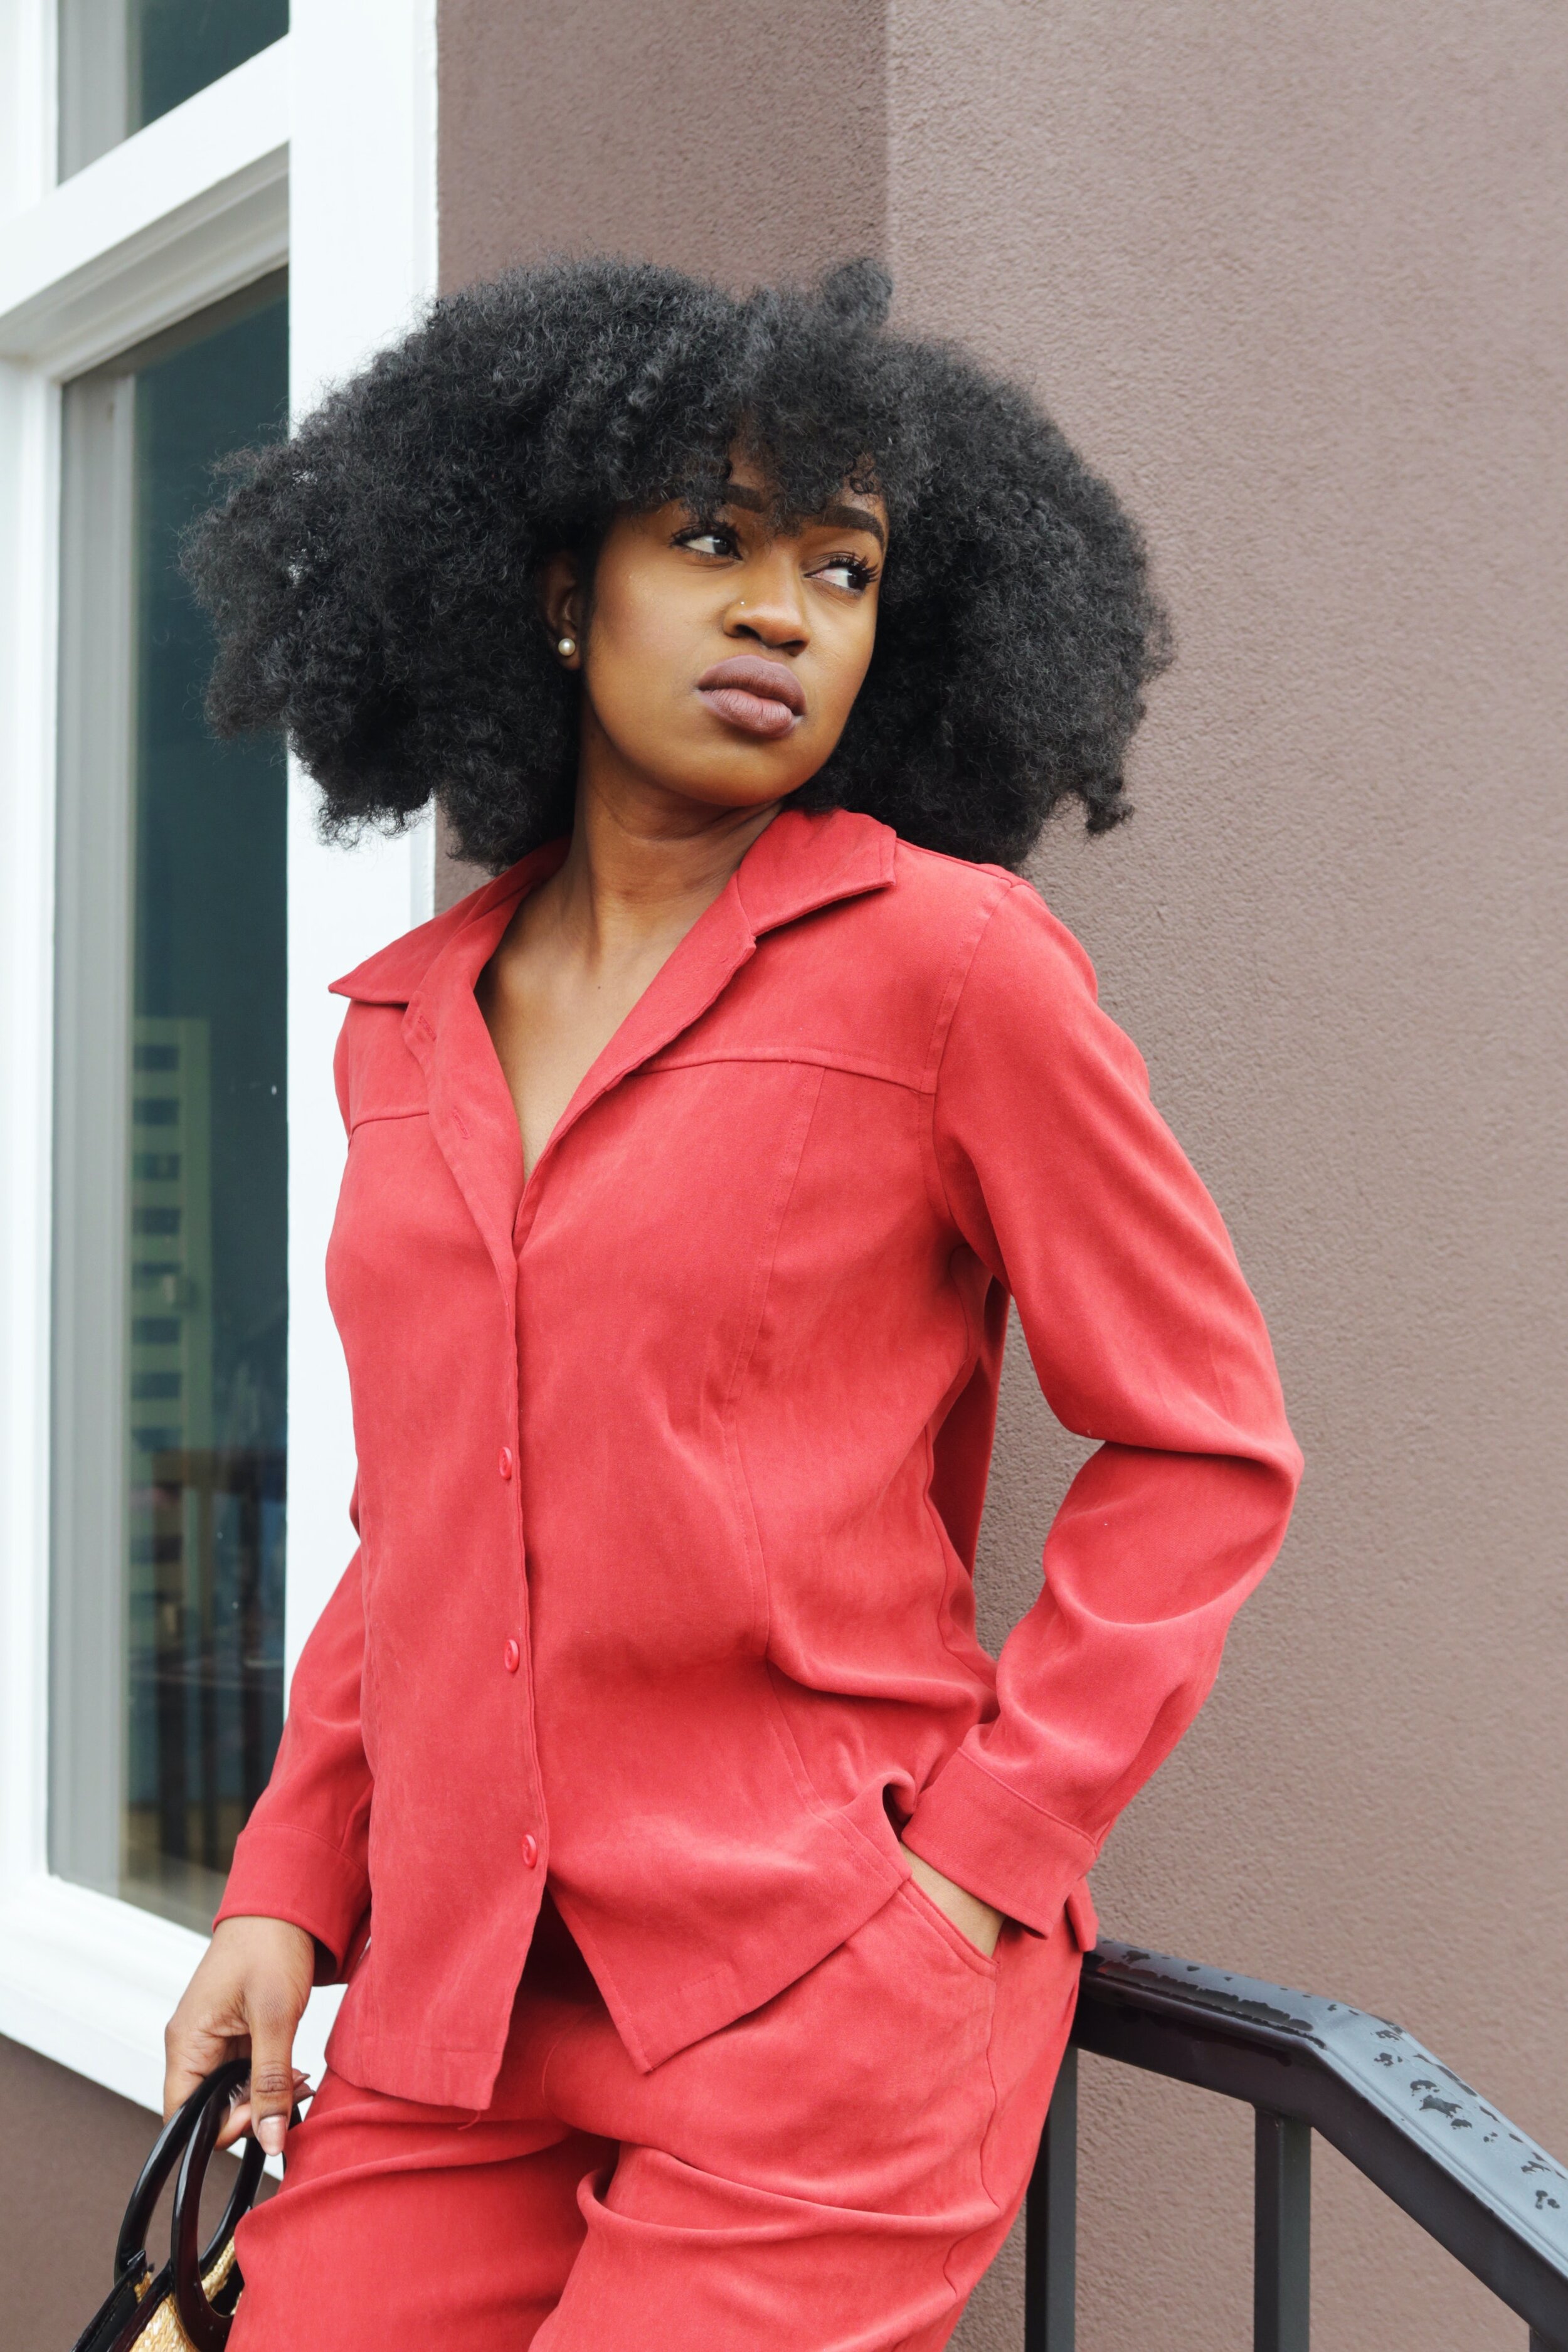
left=0, top=0, right=438, bottom=2114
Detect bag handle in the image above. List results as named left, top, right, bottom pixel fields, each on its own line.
left=111, top=2065, right=240, bottom=2284
left=72, top=2064, right=273, bottom=2352
left=170, top=2062, right=274, bottom=2350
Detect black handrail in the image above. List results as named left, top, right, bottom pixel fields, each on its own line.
left=1025, top=1939, right=1568, bottom=2351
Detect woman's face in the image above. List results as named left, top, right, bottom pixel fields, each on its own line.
left=543, top=453, right=887, bottom=814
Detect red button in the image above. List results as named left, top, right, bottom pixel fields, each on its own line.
left=498, top=1446, right=514, bottom=1481
left=503, top=1638, right=521, bottom=1675
left=521, top=1834, right=539, bottom=1868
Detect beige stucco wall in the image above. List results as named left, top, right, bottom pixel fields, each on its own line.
left=435, top=6, right=1568, bottom=2346
left=438, top=0, right=887, bottom=293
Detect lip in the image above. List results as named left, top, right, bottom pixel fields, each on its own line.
left=695, top=656, right=805, bottom=739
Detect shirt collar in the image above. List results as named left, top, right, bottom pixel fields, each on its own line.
left=733, top=807, right=897, bottom=936
left=328, top=837, right=569, bottom=1005
left=327, top=808, right=895, bottom=1007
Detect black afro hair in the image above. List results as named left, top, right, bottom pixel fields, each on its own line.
left=184, top=255, right=1171, bottom=871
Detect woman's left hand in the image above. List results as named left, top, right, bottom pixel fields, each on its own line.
left=899, top=1844, right=1005, bottom=1958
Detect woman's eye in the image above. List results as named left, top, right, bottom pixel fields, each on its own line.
left=813, top=554, right=877, bottom=593
left=674, top=528, right=736, bottom=558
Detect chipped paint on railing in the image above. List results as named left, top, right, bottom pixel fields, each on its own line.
left=1079, top=1940, right=1568, bottom=2275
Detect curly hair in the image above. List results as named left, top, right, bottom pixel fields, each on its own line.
left=184, top=255, right=1171, bottom=871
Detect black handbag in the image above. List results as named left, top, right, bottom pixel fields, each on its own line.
left=70, top=2061, right=278, bottom=2351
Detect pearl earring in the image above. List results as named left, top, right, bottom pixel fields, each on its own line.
left=556, top=635, right=577, bottom=659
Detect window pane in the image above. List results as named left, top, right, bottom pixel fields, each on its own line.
left=52, top=282, right=289, bottom=1935
left=58, top=0, right=289, bottom=178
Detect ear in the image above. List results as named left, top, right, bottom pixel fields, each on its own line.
left=538, top=553, right=587, bottom=668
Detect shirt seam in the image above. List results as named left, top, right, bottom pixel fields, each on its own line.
left=638, top=1047, right=922, bottom=1088
left=237, top=1820, right=371, bottom=1874
left=346, top=1106, right=429, bottom=1131
left=724, top=1062, right=827, bottom=1658
left=918, top=877, right=1025, bottom=1234
left=938, top=1749, right=1101, bottom=1860
left=921, top=1429, right=1003, bottom=1694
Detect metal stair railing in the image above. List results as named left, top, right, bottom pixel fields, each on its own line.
left=1024, top=1940, right=1568, bottom=2351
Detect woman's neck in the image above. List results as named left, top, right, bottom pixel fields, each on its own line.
left=539, top=750, right=781, bottom=973
left=478, top=753, right=784, bottom=1181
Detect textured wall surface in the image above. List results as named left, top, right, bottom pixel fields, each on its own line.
left=891, top=8, right=1568, bottom=2346
left=438, top=0, right=886, bottom=293
left=434, top=5, right=1568, bottom=2345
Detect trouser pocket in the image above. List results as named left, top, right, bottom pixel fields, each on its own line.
left=896, top=1873, right=1002, bottom=1978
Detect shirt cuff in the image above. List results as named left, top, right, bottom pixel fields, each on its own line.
left=901, top=1747, right=1098, bottom=1938
left=214, top=1825, right=370, bottom=1982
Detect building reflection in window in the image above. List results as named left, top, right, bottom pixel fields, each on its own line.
left=52, top=280, right=289, bottom=1933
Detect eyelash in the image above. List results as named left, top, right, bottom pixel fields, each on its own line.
left=672, top=527, right=879, bottom=593
left=815, top=553, right=880, bottom=592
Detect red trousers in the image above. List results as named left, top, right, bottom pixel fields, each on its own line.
left=229, top=1885, right=1081, bottom=2349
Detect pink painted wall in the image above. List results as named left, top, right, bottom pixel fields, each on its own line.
left=435, top=7, right=1568, bottom=2344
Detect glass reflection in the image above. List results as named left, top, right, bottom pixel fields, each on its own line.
left=52, top=285, right=289, bottom=1931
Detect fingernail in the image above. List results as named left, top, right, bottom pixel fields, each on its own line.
left=257, top=2115, right=285, bottom=2156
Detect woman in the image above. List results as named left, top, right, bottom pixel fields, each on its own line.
left=167, top=256, right=1300, bottom=2349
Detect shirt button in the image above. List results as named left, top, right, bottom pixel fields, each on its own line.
left=520, top=1833, right=539, bottom=1868
left=498, top=1446, right=514, bottom=1481
left=503, top=1638, right=521, bottom=1675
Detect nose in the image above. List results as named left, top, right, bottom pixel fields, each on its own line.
left=723, top=549, right=808, bottom=655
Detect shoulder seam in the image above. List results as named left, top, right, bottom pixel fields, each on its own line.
left=916, top=876, right=1024, bottom=1236
left=892, top=836, right=1018, bottom=889
left=918, top=876, right=1027, bottom=1103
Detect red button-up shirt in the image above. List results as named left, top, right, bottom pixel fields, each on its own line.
left=217, top=809, right=1301, bottom=2107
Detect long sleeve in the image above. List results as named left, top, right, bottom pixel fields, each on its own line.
left=902, top=880, right=1303, bottom=1934
left=214, top=1539, right=374, bottom=1978
left=215, top=1012, right=374, bottom=1974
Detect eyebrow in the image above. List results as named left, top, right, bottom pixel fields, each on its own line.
left=718, top=481, right=887, bottom=551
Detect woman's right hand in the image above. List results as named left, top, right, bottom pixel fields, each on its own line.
left=164, top=1914, right=317, bottom=2154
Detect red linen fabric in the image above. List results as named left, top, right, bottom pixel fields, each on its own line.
left=216, top=808, right=1301, bottom=2107
left=228, top=1887, right=1083, bottom=2351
